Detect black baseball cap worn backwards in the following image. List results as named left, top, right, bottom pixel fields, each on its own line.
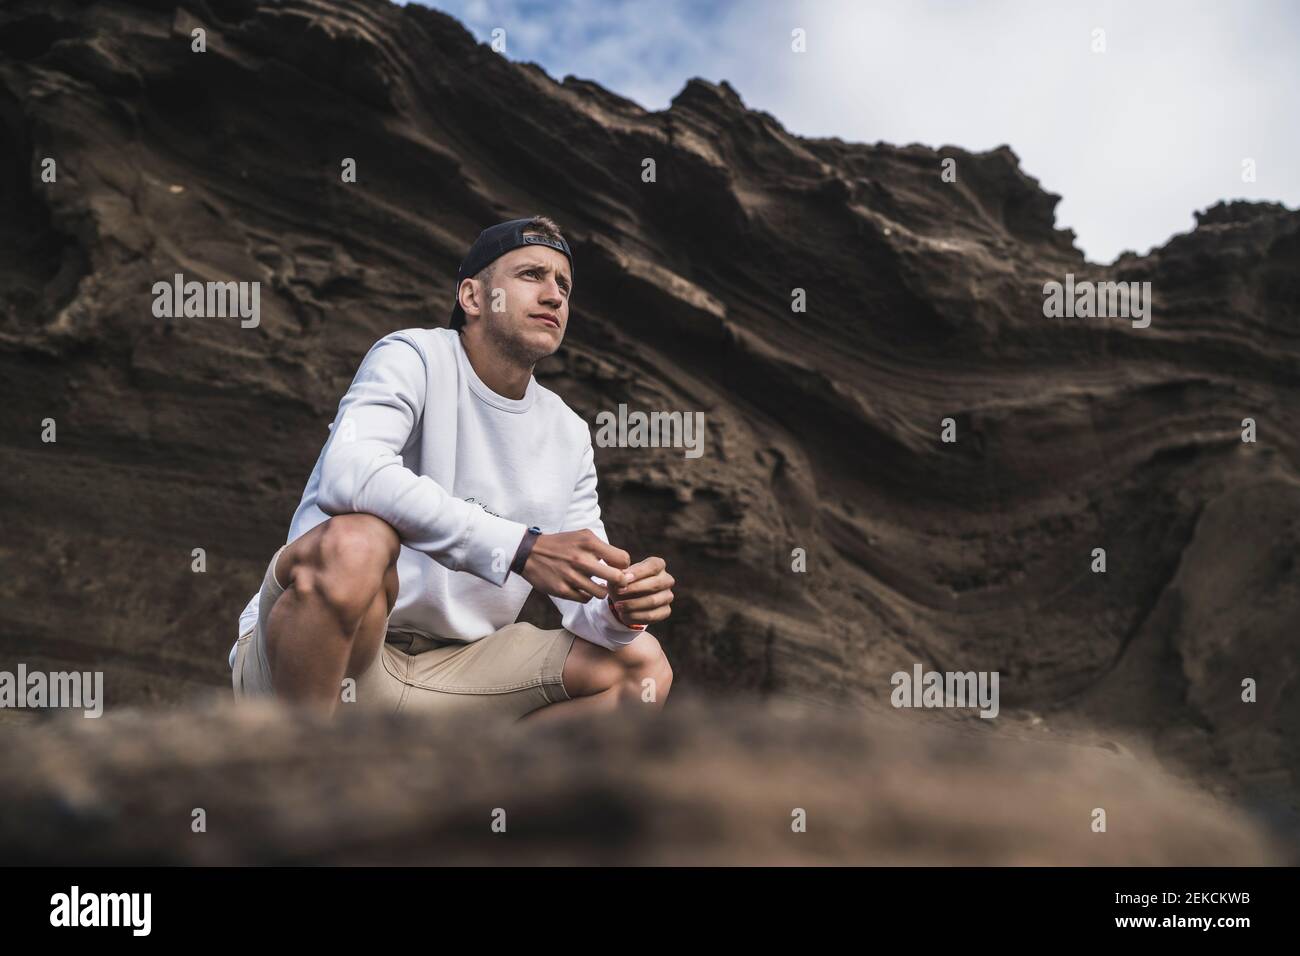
left=449, top=217, right=574, bottom=331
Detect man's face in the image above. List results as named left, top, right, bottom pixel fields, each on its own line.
left=460, top=244, right=572, bottom=366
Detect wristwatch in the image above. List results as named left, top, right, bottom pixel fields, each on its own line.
left=510, top=526, right=542, bottom=576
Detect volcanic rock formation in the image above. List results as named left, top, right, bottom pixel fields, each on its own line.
left=0, top=0, right=1296, bottom=860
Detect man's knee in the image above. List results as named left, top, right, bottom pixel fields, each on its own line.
left=615, top=631, right=673, bottom=705
left=288, top=514, right=400, bottom=628
left=316, top=513, right=400, bottom=570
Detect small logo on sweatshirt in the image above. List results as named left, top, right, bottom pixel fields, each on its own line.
left=464, top=496, right=504, bottom=518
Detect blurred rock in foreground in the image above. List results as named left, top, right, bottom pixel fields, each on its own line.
left=0, top=692, right=1279, bottom=865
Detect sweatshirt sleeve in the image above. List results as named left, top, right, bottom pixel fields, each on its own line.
left=315, top=333, right=528, bottom=587
left=548, top=439, right=647, bottom=650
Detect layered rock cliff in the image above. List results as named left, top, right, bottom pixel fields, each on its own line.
left=1, top=0, right=1295, bottom=859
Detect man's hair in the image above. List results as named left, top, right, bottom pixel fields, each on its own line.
left=453, top=216, right=568, bottom=333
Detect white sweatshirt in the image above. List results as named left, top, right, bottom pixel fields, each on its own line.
left=229, top=326, right=644, bottom=668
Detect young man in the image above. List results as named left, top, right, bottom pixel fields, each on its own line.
left=230, top=215, right=674, bottom=723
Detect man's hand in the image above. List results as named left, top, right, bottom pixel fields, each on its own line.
left=519, top=529, right=632, bottom=602
left=607, top=556, right=674, bottom=626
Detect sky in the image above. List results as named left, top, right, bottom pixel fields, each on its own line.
left=407, top=0, right=1300, bottom=264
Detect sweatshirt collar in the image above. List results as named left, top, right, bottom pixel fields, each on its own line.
left=454, top=331, right=537, bottom=414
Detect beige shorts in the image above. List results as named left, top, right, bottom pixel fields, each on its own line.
left=232, top=544, right=576, bottom=720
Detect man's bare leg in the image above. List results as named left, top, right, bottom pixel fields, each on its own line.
left=518, top=630, right=673, bottom=726
left=263, top=513, right=400, bottom=716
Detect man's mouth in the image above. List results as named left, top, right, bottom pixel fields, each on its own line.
left=530, top=313, right=560, bottom=328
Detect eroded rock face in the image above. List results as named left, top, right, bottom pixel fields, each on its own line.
left=0, top=693, right=1279, bottom=865
left=0, top=0, right=1296, bottom=858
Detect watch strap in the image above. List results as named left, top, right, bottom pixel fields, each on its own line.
left=510, top=526, right=542, bottom=576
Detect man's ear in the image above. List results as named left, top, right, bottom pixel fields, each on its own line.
left=458, top=277, right=480, bottom=318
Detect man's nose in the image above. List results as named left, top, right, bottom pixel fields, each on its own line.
left=538, top=280, right=563, bottom=306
